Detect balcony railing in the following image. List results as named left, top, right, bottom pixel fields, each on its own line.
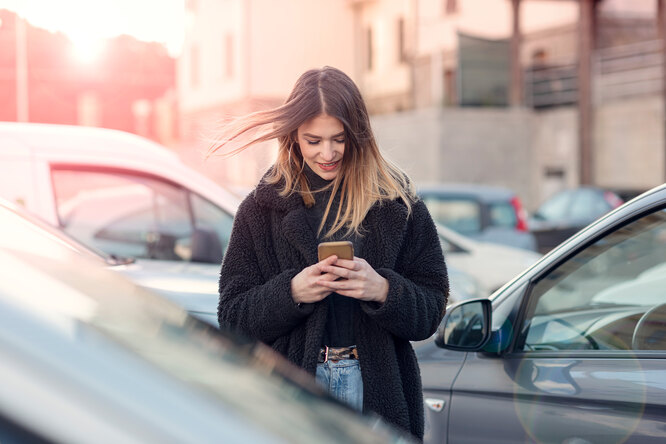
left=524, top=40, right=663, bottom=109
left=524, top=62, right=578, bottom=109
left=594, top=40, right=663, bottom=103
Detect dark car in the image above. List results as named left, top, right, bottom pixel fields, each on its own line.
left=529, top=186, right=624, bottom=253
left=416, top=183, right=666, bottom=444
left=418, top=184, right=537, bottom=251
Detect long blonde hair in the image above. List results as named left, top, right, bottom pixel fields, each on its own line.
left=209, top=66, right=415, bottom=238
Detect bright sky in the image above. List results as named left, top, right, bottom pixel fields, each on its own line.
left=0, top=0, right=185, bottom=57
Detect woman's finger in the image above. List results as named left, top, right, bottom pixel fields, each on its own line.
left=317, top=271, right=339, bottom=282
left=319, top=265, right=353, bottom=279
left=332, top=258, right=359, bottom=271
left=317, top=278, right=357, bottom=290
left=315, top=254, right=339, bottom=272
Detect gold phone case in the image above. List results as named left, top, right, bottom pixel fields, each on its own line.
left=317, top=241, right=354, bottom=261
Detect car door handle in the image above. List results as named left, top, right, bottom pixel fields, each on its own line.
left=425, top=398, right=446, bottom=412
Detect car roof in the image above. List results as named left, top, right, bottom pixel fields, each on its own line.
left=0, top=122, right=180, bottom=165
left=417, top=183, right=516, bottom=201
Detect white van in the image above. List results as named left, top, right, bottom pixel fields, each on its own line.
left=0, top=122, right=241, bottom=326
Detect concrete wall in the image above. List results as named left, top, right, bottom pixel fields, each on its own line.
left=595, top=96, right=664, bottom=190
left=370, top=98, right=664, bottom=212
left=531, top=107, right=579, bottom=205
left=371, top=107, right=539, bottom=209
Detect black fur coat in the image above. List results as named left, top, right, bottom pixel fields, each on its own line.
left=218, top=176, right=448, bottom=439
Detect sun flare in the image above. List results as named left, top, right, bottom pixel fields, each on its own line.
left=69, top=33, right=104, bottom=64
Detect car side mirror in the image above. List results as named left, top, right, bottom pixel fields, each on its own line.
left=435, top=299, right=492, bottom=351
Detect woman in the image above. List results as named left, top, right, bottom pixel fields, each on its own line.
left=214, top=66, right=448, bottom=440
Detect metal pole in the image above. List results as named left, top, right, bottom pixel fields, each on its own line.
left=657, top=0, right=666, bottom=182
left=578, top=0, right=595, bottom=185
left=510, top=0, right=522, bottom=107
left=15, top=14, right=28, bottom=122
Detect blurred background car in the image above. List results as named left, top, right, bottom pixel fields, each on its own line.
left=437, top=223, right=541, bottom=298
left=418, top=184, right=537, bottom=252
left=0, top=123, right=240, bottom=326
left=445, top=265, right=483, bottom=305
left=0, top=200, right=414, bottom=444
left=0, top=122, right=239, bottom=267
left=416, top=184, right=666, bottom=444
left=528, top=186, right=624, bottom=253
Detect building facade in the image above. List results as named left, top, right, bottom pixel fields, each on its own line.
left=178, top=0, right=665, bottom=206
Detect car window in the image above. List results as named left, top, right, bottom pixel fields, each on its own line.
left=519, top=207, right=666, bottom=352
left=569, top=189, right=609, bottom=222
left=52, top=169, right=228, bottom=264
left=535, top=190, right=572, bottom=221
left=191, top=193, right=234, bottom=260
left=423, top=197, right=481, bottom=235
left=488, top=201, right=517, bottom=229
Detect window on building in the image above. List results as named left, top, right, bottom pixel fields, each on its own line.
left=190, top=45, right=200, bottom=89
left=224, top=34, right=234, bottom=78
left=398, top=17, right=406, bottom=63
left=445, top=0, right=458, bottom=15
left=366, top=27, right=373, bottom=71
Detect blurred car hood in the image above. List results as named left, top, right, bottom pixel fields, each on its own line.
left=114, top=259, right=220, bottom=324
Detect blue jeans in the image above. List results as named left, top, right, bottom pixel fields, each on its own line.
left=316, top=359, right=363, bottom=412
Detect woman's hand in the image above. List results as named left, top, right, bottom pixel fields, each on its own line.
left=291, top=255, right=340, bottom=304
left=317, top=257, right=389, bottom=304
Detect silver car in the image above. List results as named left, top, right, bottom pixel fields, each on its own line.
left=417, top=183, right=666, bottom=443
left=0, top=200, right=413, bottom=443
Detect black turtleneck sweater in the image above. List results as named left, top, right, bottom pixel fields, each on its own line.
left=302, top=164, right=363, bottom=348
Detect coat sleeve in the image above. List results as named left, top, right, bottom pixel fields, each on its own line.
left=217, top=199, right=314, bottom=344
left=360, top=200, right=449, bottom=341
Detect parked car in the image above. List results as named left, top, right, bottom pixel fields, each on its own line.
left=437, top=223, right=541, bottom=297
left=529, top=186, right=624, bottom=253
left=418, top=184, right=537, bottom=251
left=0, top=202, right=414, bottom=443
left=0, top=121, right=239, bottom=265
left=0, top=123, right=242, bottom=325
left=416, top=183, right=666, bottom=444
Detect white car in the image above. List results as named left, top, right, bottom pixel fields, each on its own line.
left=437, top=223, right=542, bottom=297
left=0, top=123, right=241, bottom=325
left=0, top=122, right=239, bottom=265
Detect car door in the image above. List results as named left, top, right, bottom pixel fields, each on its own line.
left=446, top=205, right=666, bottom=443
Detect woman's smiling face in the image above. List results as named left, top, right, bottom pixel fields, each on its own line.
left=297, top=113, right=345, bottom=181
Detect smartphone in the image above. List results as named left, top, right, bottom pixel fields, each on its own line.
left=317, top=241, right=354, bottom=262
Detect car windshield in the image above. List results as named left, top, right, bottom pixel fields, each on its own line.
left=0, top=206, right=407, bottom=443
left=422, top=196, right=482, bottom=235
